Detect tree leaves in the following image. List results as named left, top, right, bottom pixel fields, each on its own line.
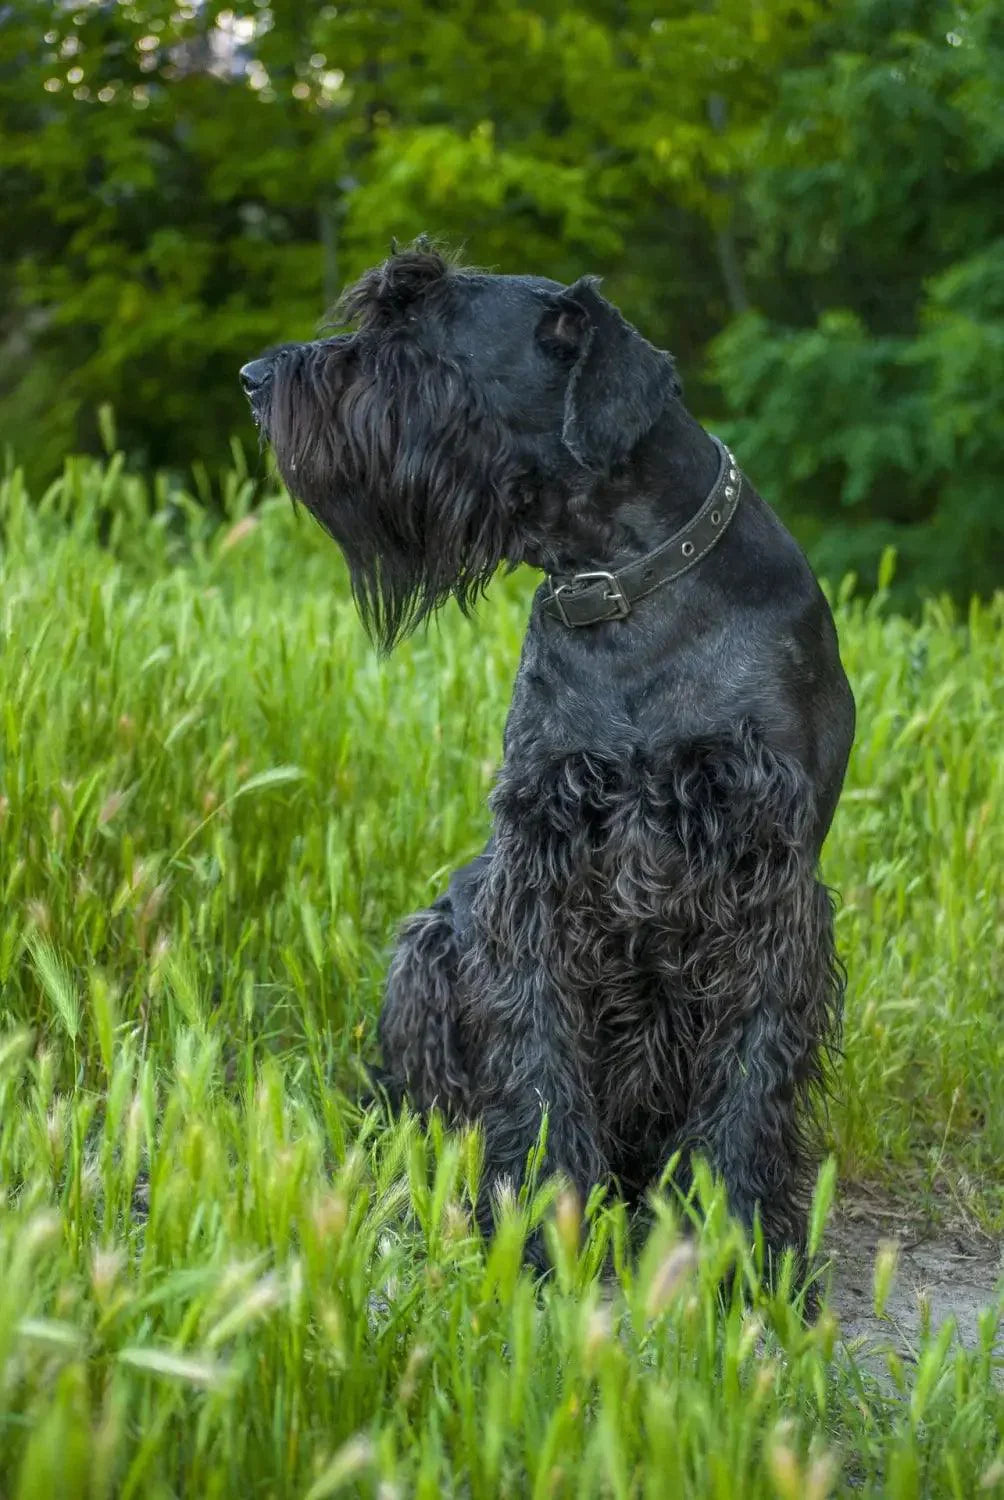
left=0, top=0, right=1000, bottom=599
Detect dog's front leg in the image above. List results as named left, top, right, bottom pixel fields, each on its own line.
left=458, top=775, right=615, bottom=1269
left=464, top=960, right=608, bottom=1272
left=681, top=873, right=841, bottom=1269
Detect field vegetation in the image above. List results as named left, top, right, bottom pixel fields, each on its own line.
left=0, top=449, right=1001, bottom=1496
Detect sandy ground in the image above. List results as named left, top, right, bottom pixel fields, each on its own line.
left=823, top=1194, right=1003, bottom=1376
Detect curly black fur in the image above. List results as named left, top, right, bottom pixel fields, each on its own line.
left=242, top=243, right=855, bottom=1265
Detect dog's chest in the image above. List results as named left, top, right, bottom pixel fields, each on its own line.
left=490, top=742, right=697, bottom=974
left=503, top=606, right=755, bottom=765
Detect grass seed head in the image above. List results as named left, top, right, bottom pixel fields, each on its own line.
left=645, top=1239, right=698, bottom=1319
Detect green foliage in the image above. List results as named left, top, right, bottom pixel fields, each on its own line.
left=0, top=452, right=1002, bottom=1493
left=1, top=0, right=1001, bottom=599
left=709, top=234, right=1004, bottom=604
left=708, top=0, right=1004, bottom=603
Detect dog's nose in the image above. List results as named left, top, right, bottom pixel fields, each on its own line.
left=239, top=358, right=273, bottom=396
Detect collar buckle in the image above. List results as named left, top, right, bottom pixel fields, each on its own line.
left=543, top=437, right=741, bottom=628
left=550, top=570, right=631, bottom=627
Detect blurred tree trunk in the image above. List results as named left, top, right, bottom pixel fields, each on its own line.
left=707, top=92, right=749, bottom=317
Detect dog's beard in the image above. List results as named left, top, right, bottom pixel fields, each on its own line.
left=264, top=340, right=524, bottom=650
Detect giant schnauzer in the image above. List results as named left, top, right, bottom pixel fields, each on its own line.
left=241, top=245, right=855, bottom=1270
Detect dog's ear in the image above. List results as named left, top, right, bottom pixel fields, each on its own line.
left=538, top=277, right=680, bottom=473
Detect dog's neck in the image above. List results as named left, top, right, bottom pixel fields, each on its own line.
left=529, top=400, right=721, bottom=575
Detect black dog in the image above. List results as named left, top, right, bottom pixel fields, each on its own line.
left=241, top=245, right=855, bottom=1269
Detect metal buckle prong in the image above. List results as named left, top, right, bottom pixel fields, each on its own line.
left=550, top=569, right=631, bottom=625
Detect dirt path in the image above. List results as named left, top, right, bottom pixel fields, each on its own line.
left=824, top=1197, right=1002, bottom=1373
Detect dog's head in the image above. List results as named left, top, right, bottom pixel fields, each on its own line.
left=241, top=244, right=679, bottom=647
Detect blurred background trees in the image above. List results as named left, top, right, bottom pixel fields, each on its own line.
left=1, top=0, right=1001, bottom=601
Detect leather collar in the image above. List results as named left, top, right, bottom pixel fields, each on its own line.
left=542, top=436, right=742, bottom=628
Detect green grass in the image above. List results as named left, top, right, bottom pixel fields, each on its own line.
left=0, top=449, right=1001, bottom=1497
